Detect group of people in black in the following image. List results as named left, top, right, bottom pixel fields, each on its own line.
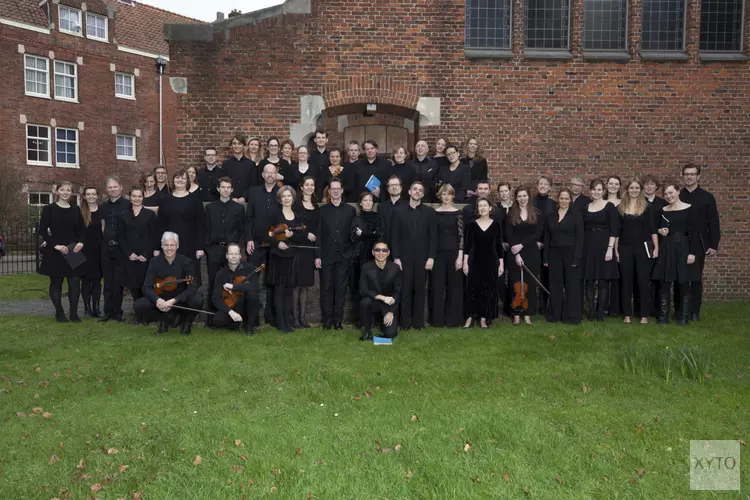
left=38, top=128, right=720, bottom=338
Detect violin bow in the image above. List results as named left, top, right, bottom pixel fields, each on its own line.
left=170, top=305, right=215, bottom=315
left=521, top=263, right=550, bottom=295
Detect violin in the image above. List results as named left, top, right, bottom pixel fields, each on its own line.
left=267, top=224, right=307, bottom=241
left=222, top=264, right=265, bottom=309
left=153, top=275, right=194, bottom=296
left=511, top=266, right=528, bottom=313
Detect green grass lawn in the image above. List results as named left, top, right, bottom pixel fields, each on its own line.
left=0, top=274, right=49, bottom=301
left=0, top=304, right=748, bottom=499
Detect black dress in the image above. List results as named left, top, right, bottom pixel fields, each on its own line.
left=265, top=211, right=308, bottom=287
left=318, top=165, right=357, bottom=202
left=118, top=208, right=158, bottom=291
left=583, top=203, right=620, bottom=280
left=39, top=203, right=85, bottom=278
left=143, top=190, right=165, bottom=210
left=156, top=194, right=206, bottom=261
left=465, top=219, right=504, bottom=318
left=296, top=200, right=319, bottom=287
left=652, top=207, right=701, bottom=283
left=81, top=209, right=103, bottom=279
left=351, top=210, right=385, bottom=267
left=289, top=163, right=319, bottom=193
left=506, top=210, right=544, bottom=316
left=434, top=163, right=472, bottom=202
left=461, top=156, right=489, bottom=195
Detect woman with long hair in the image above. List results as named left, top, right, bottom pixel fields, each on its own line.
left=461, top=137, right=489, bottom=199
left=186, top=166, right=200, bottom=195
left=431, top=184, right=464, bottom=327
left=383, top=145, right=416, bottom=197
left=246, top=136, right=264, bottom=180
left=259, top=136, right=291, bottom=186
left=294, top=176, right=318, bottom=327
left=582, top=178, right=620, bottom=321
left=289, top=145, right=318, bottom=194
left=506, top=186, right=544, bottom=325
left=432, top=138, right=449, bottom=168
left=141, top=171, right=164, bottom=210
left=279, top=139, right=298, bottom=189
left=318, top=147, right=356, bottom=202
left=617, top=178, right=658, bottom=324
left=434, top=144, right=471, bottom=202
left=79, top=187, right=102, bottom=318
left=38, top=181, right=85, bottom=322
left=543, top=188, right=584, bottom=324
left=605, top=175, right=622, bottom=206
left=604, top=175, right=623, bottom=316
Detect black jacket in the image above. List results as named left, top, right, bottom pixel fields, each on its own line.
left=543, top=209, right=584, bottom=265
left=391, top=203, right=437, bottom=262
left=315, top=201, right=357, bottom=264
left=679, top=186, right=721, bottom=251
left=222, top=156, right=258, bottom=200
left=118, top=208, right=158, bottom=258
left=196, top=164, right=225, bottom=202
left=100, top=197, right=130, bottom=242
left=205, top=199, right=246, bottom=246
left=211, top=262, right=260, bottom=313
left=142, top=253, right=198, bottom=302
left=245, top=185, right=280, bottom=245
left=359, top=260, right=402, bottom=313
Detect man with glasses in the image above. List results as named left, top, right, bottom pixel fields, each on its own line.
left=197, top=147, right=224, bottom=202
left=569, top=175, right=590, bottom=213
left=378, top=175, right=406, bottom=244
left=359, top=240, right=401, bottom=340
left=678, top=163, right=720, bottom=321
left=211, top=243, right=259, bottom=336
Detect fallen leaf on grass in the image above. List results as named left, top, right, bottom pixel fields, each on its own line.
left=628, top=478, right=637, bottom=485
left=271, top=468, right=281, bottom=477
left=118, top=465, right=129, bottom=473
left=523, top=487, right=530, bottom=495
left=635, top=424, right=646, bottom=432
left=555, top=475, right=565, bottom=485
left=636, top=468, right=645, bottom=478
left=234, top=439, right=243, bottom=448
left=464, top=442, right=472, bottom=452
left=232, top=465, right=244, bottom=473
left=550, top=335, right=557, bottom=341
left=314, top=458, right=326, bottom=465
left=15, top=412, right=25, bottom=417
left=35, top=367, right=41, bottom=373
left=80, top=474, right=92, bottom=480
left=502, top=472, right=511, bottom=482
left=132, top=490, right=144, bottom=499
left=42, top=412, right=53, bottom=419
left=77, top=459, right=86, bottom=469
left=410, top=415, right=419, bottom=422
left=270, top=486, right=277, bottom=493
left=295, top=448, right=302, bottom=456
left=240, top=454, right=248, bottom=461
left=405, top=470, right=414, bottom=480
left=582, top=384, right=591, bottom=393
left=106, top=448, right=118, bottom=455
left=216, top=450, right=224, bottom=457
left=471, top=476, right=481, bottom=483
left=740, top=440, right=745, bottom=446
left=90, top=483, right=101, bottom=493
left=32, top=407, right=43, bottom=414
left=394, top=444, right=402, bottom=452
left=192, top=456, right=203, bottom=466
left=496, top=377, right=504, bottom=383
left=48, top=455, right=60, bottom=465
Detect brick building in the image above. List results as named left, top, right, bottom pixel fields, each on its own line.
left=0, top=0, right=202, bottom=207
left=165, top=0, right=749, bottom=299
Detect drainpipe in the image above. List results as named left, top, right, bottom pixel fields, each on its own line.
left=156, top=56, right=168, bottom=166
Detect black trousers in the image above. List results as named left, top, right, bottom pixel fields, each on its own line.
left=585, top=279, right=610, bottom=321
left=133, top=293, right=203, bottom=325
left=101, top=245, right=124, bottom=316
left=619, top=244, right=652, bottom=317
left=213, top=291, right=259, bottom=330
left=250, top=246, right=274, bottom=324
left=400, top=258, right=428, bottom=329
left=685, top=254, right=705, bottom=316
left=361, top=297, right=398, bottom=338
left=205, top=244, right=228, bottom=310
left=320, top=258, right=350, bottom=324
left=608, top=278, right=621, bottom=316
left=431, top=250, right=463, bottom=327
left=538, top=264, right=550, bottom=315
left=547, top=246, right=582, bottom=324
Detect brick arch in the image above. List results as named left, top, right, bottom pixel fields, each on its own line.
left=322, top=76, right=420, bottom=110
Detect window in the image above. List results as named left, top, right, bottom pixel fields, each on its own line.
left=58, top=6, right=83, bottom=36
left=56, top=128, right=79, bottom=167
left=86, top=12, right=108, bottom=41
left=642, top=0, right=686, bottom=51
left=525, top=0, right=570, bottom=49
left=115, top=73, right=135, bottom=99
left=584, top=0, right=628, bottom=50
left=700, top=0, right=743, bottom=51
left=24, top=55, right=49, bottom=98
left=27, top=125, right=51, bottom=166
left=116, top=134, right=136, bottom=160
left=54, top=61, right=77, bottom=101
left=465, top=0, right=512, bottom=50
left=28, top=193, right=52, bottom=206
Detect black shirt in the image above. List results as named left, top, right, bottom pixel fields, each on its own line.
left=157, top=194, right=206, bottom=256
left=245, top=185, right=279, bottom=244
left=205, top=199, right=246, bottom=246
left=391, top=203, right=437, bottom=262
left=354, top=157, right=390, bottom=200
left=533, top=194, right=558, bottom=217
left=434, top=163, right=472, bottom=202
left=619, top=206, right=656, bottom=246
left=196, top=164, right=225, bottom=202
left=316, top=201, right=357, bottom=264
left=380, top=162, right=417, bottom=200
left=679, top=186, right=720, bottom=251
left=543, top=209, right=584, bottom=265
left=461, top=156, right=489, bottom=193
left=377, top=197, right=405, bottom=245
left=142, top=253, right=198, bottom=302
left=118, top=207, right=158, bottom=258
left=222, top=156, right=258, bottom=200
left=310, top=149, right=331, bottom=170
left=359, top=260, right=402, bottom=313
left=100, top=197, right=130, bottom=242
left=212, top=262, right=260, bottom=313
left=572, top=194, right=591, bottom=213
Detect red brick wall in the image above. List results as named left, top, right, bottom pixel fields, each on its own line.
left=167, top=0, right=750, bottom=299
left=0, top=22, right=178, bottom=195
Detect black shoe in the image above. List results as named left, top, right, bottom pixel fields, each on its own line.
left=155, top=321, right=169, bottom=335
left=180, top=323, right=192, bottom=335
left=131, top=319, right=142, bottom=326
left=298, top=316, right=310, bottom=328
left=98, top=313, right=112, bottom=322
left=69, top=313, right=81, bottom=323
left=83, top=305, right=93, bottom=318
left=55, top=313, right=69, bottom=323
left=112, top=314, right=124, bottom=322
left=690, top=312, right=700, bottom=322
left=322, top=322, right=332, bottom=330
left=91, top=305, right=101, bottom=318
left=677, top=294, right=691, bottom=326
left=170, top=314, right=183, bottom=328
left=359, top=329, right=373, bottom=341
left=334, top=322, right=343, bottom=330
left=245, top=327, right=255, bottom=336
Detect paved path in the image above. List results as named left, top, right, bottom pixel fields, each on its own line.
left=0, top=296, right=134, bottom=317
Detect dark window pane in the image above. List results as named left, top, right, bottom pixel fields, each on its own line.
left=642, top=0, right=685, bottom=51
left=465, top=0, right=512, bottom=49
left=700, top=0, right=743, bottom=51
left=525, top=0, right=570, bottom=49
left=584, top=0, right=628, bottom=50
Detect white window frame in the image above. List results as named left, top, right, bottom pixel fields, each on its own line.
left=53, top=60, right=78, bottom=102
left=26, top=124, right=52, bottom=166
left=86, top=12, right=108, bottom=42
left=116, top=134, right=136, bottom=161
left=55, top=127, right=79, bottom=168
left=28, top=192, right=53, bottom=206
left=24, top=54, right=50, bottom=98
left=115, top=72, right=135, bottom=99
left=58, top=5, right=83, bottom=36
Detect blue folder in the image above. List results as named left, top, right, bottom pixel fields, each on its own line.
left=373, top=336, right=392, bottom=345
left=365, top=175, right=381, bottom=193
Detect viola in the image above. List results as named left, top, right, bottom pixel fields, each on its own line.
left=222, top=264, right=265, bottom=309
left=267, top=223, right=307, bottom=241
left=511, top=266, right=528, bottom=313
left=153, top=275, right=194, bottom=296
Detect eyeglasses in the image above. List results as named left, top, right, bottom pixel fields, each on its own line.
left=373, top=248, right=389, bottom=253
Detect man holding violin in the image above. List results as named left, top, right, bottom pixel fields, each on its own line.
left=133, top=231, right=204, bottom=335
left=211, top=243, right=260, bottom=336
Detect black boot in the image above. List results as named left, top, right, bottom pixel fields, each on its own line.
left=83, top=302, right=93, bottom=318
left=657, top=286, right=670, bottom=324
left=585, top=281, right=596, bottom=321
left=596, top=281, right=609, bottom=321
left=677, top=290, right=691, bottom=326
left=155, top=320, right=169, bottom=334
left=359, top=328, right=373, bottom=341
left=69, top=309, right=81, bottom=323
left=180, top=322, right=192, bottom=335
left=91, top=298, right=101, bottom=318
left=55, top=312, right=69, bottom=323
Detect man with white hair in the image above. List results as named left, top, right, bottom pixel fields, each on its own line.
left=133, top=231, right=203, bottom=335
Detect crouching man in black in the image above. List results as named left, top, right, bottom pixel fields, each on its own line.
left=134, top=231, right=203, bottom=335
left=359, top=240, right=402, bottom=341
left=211, top=242, right=260, bottom=336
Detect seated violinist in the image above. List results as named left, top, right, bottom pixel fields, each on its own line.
left=133, top=231, right=203, bottom=335
left=211, top=243, right=260, bottom=336
left=359, top=240, right=401, bottom=341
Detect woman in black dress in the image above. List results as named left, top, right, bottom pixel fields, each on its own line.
left=80, top=187, right=102, bottom=317
left=507, top=186, right=544, bottom=325
left=543, top=188, right=584, bottom=324
left=294, top=176, right=318, bottom=327
left=463, top=198, right=504, bottom=328
left=38, top=181, right=85, bottom=322
left=432, top=184, right=464, bottom=327
left=156, top=169, right=206, bottom=286
left=279, top=139, right=299, bottom=190
left=652, top=182, right=700, bottom=325
left=318, top=148, right=356, bottom=202
left=605, top=175, right=622, bottom=317
left=582, top=178, right=620, bottom=321
left=461, top=137, right=489, bottom=199
left=350, top=192, right=385, bottom=326
left=141, top=172, right=164, bottom=211
left=435, top=144, right=471, bottom=202
left=281, top=139, right=295, bottom=164
left=118, top=187, right=158, bottom=324
left=617, top=179, right=659, bottom=324
left=259, top=137, right=291, bottom=187
left=289, top=146, right=319, bottom=195
left=432, top=138, right=449, bottom=169
left=495, top=182, right=514, bottom=316
left=265, top=186, right=313, bottom=332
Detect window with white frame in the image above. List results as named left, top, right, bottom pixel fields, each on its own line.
left=54, top=61, right=77, bottom=101
left=24, top=55, right=49, bottom=97
left=27, top=125, right=51, bottom=166
left=116, top=134, right=136, bottom=160
left=28, top=192, right=53, bottom=206
left=56, top=128, right=79, bottom=167
left=58, top=6, right=83, bottom=36
left=86, top=12, right=108, bottom=41
left=115, top=72, right=135, bottom=99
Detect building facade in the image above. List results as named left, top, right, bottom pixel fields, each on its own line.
left=165, top=0, right=749, bottom=299
left=0, top=0, right=202, bottom=207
